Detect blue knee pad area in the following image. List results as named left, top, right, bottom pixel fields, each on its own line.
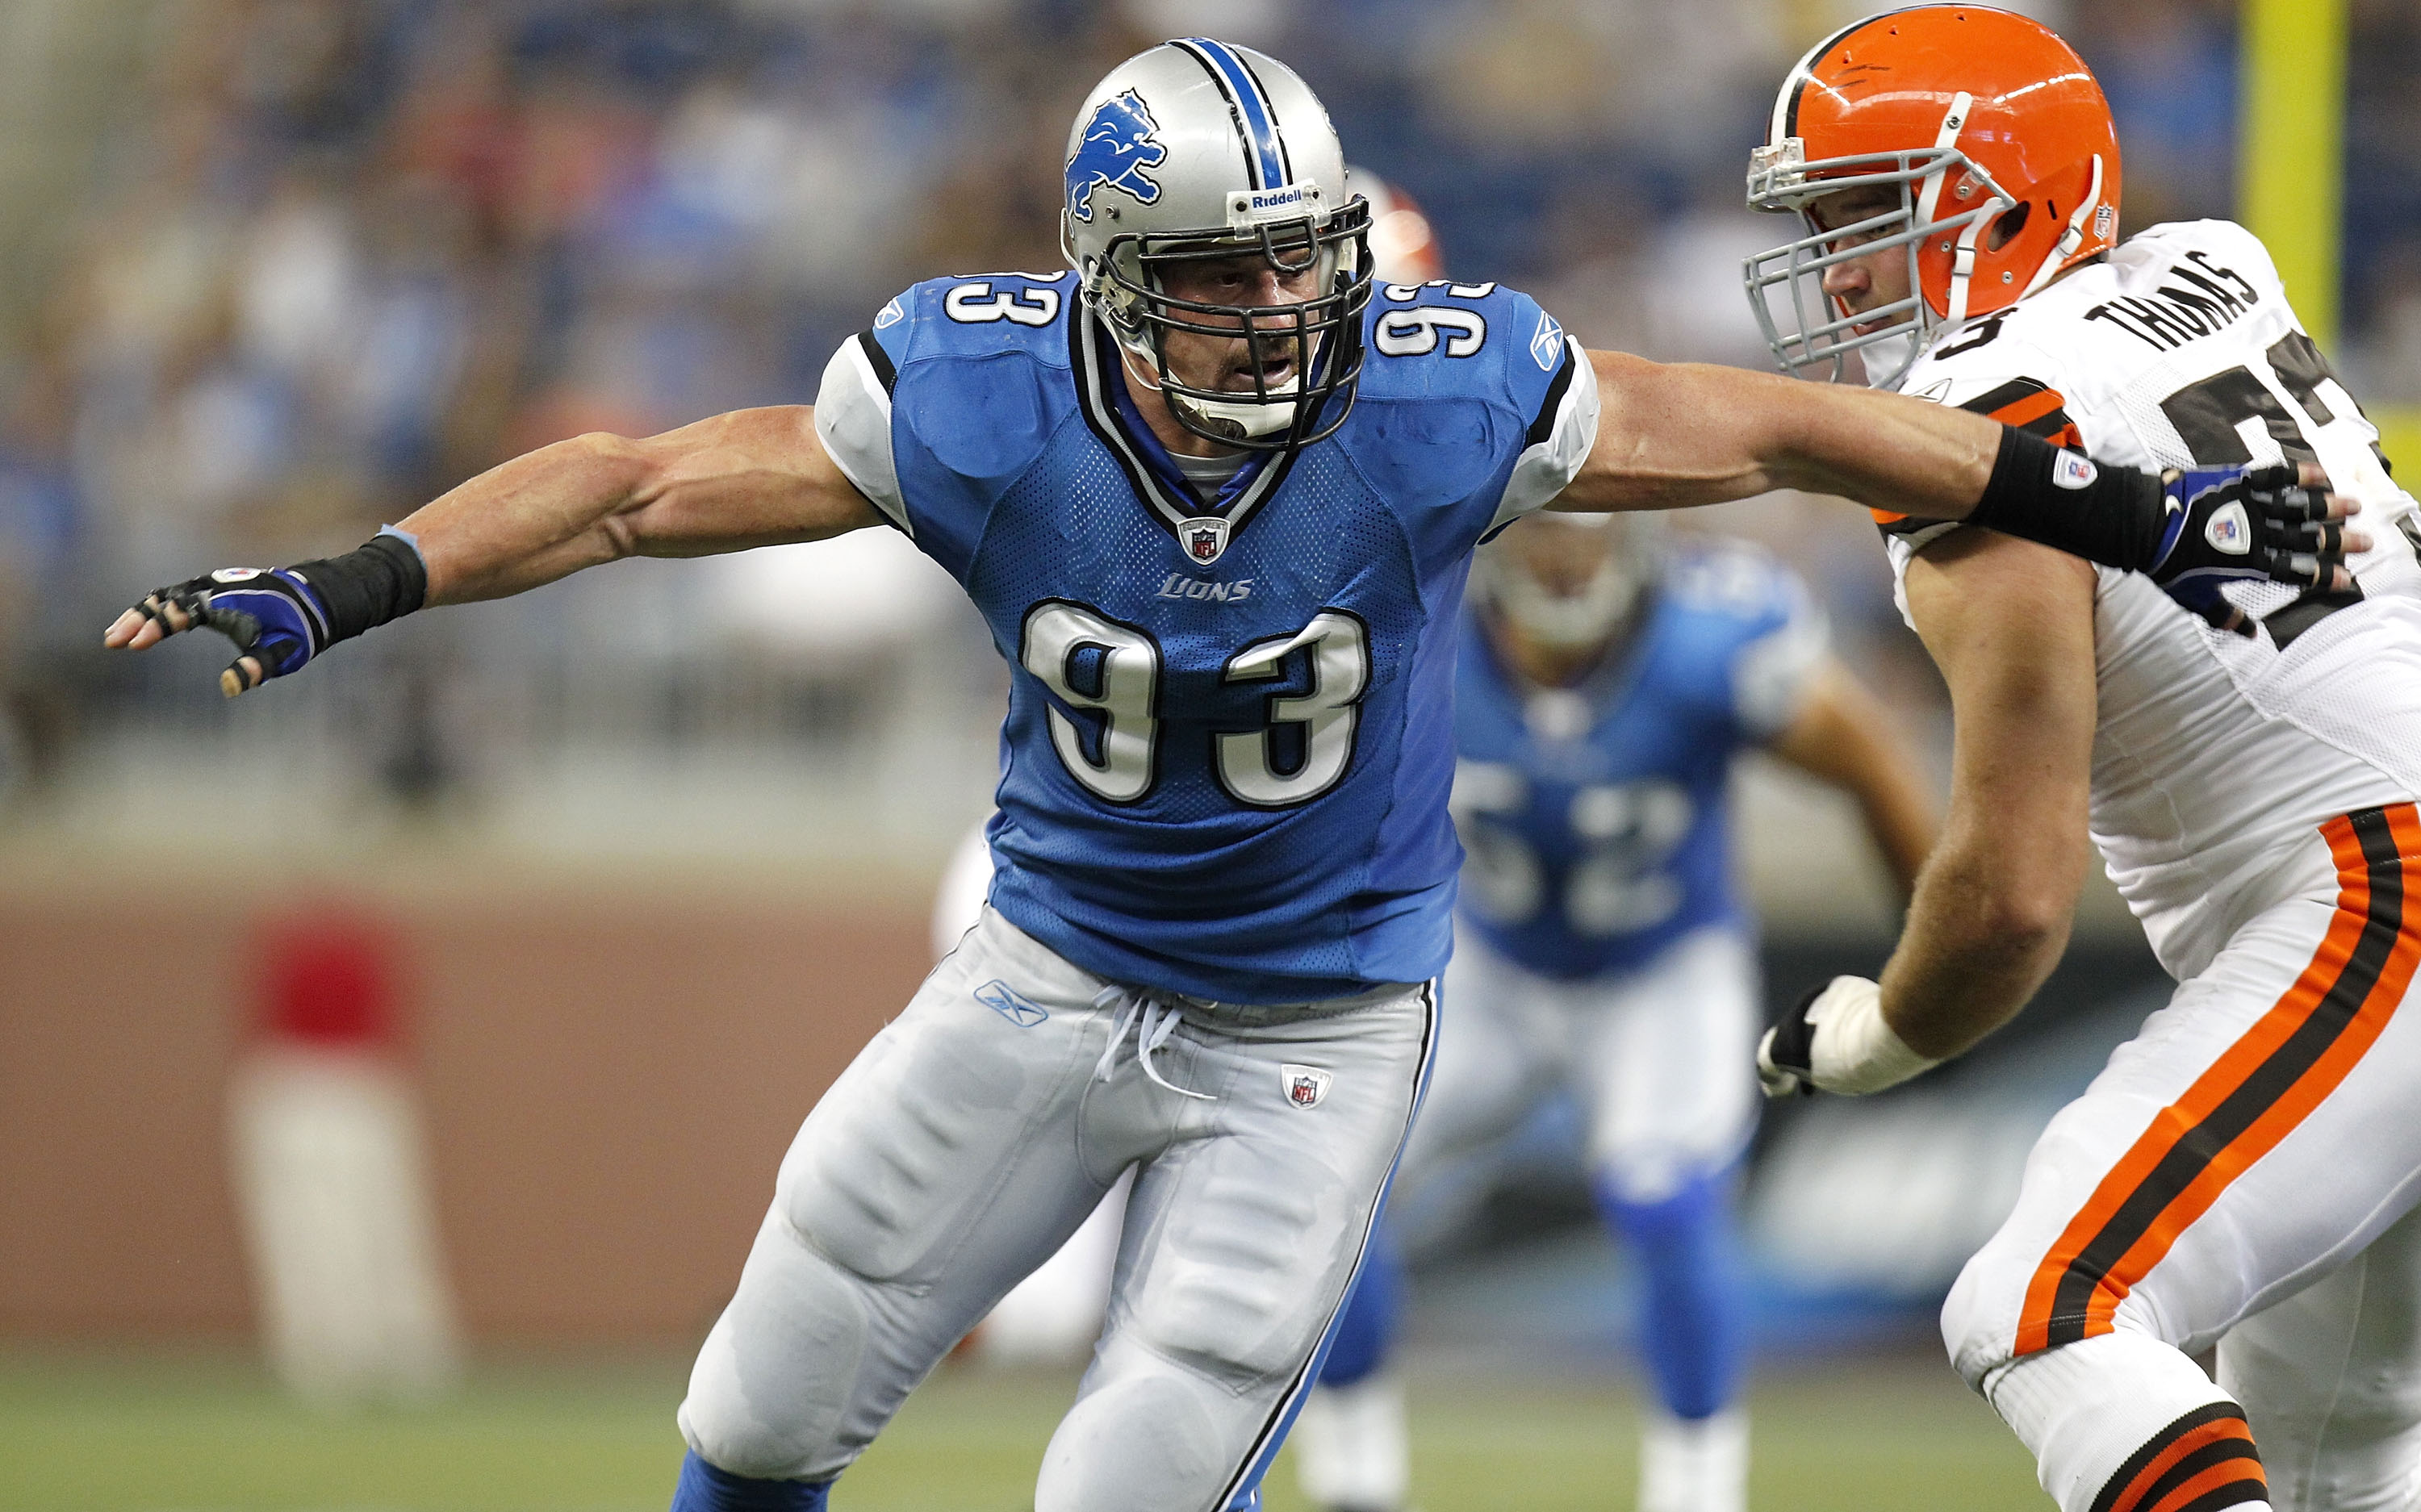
left=1596, top=1168, right=1748, bottom=1421
left=669, top=1451, right=830, bottom=1512
left=1316, top=1229, right=1403, bottom=1389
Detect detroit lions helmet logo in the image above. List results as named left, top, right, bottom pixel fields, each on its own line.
left=1067, top=90, right=1167, bottom=223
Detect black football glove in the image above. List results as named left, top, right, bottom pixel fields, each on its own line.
left=116, top=531, right=427, bottom=695
left=2149, top=463, right=2344, bottom=637
left=130, top=567, right=334, bottom=695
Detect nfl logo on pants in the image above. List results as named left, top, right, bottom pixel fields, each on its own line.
left=1282, top=1063, right=1332, bottom=1109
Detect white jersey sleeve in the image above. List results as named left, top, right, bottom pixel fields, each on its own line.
left=1488, top=336, right=1602, bottom=533
left=1884, top=219, right=2421, bottom=980
left=814, top=334, right=911, bottom=536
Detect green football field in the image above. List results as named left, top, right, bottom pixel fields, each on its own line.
left=0, top=1347, right=2046, bottom=1511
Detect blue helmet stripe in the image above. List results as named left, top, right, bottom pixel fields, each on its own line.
left=1178, top=37, right=1285, bottom=190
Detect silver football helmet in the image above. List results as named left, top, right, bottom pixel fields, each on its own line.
left=1061, top=39, right=1373, bottom=451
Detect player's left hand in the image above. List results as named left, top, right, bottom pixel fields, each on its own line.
left=104, top=567, right=332, bottom=697
left=1757, top=975, right=1942, bottom=1098
left=2149, top=462, right=2362, bottom=637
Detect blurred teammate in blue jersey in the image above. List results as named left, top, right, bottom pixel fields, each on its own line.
left=104, top=35, right=2347, bottom=1512
left=1294, top=510, right=1936, bottom=1512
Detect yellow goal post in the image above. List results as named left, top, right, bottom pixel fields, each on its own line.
left=2242, top=0, right=2421, bottom=471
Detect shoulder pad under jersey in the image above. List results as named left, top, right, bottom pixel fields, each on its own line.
left=841, top=272, right=1082, bottom=578
left=1351, top=280, right=1596, bottom=536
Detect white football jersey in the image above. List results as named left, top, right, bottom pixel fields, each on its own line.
left=1880, top=219, right=2421, bottom=979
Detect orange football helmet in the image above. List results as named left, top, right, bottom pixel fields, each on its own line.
left=1743, top=6, right=2122, bottom=383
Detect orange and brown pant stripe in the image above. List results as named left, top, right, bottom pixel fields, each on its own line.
left=2017, top=804, right=2421, bottom=1512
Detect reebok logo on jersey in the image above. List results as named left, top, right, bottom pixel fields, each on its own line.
left=1281, top=1063, right=1332, bottom=1109
left=2205, top=500, right=2253, bottom=555
left=975, top=979, right=1050, bottom=1027
left=1156, top=573, right=1254, bottom=603
left=1530, top=311, right=1566, bottom=371
left=2052, top=453, right=2098, bottom=491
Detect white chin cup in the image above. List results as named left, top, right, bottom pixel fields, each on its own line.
left=1858, top=327, right=1921, bottom=390
left=1172, top=378, right=1302, bottom=441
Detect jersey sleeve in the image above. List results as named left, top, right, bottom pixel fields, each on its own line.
left=1485, top=294, right=1599, bottom=536
left=1728, top=564, right=1831, bottom=742
left=814, top=328, right=909, bottom=535
left=815, top=278, right=1069, bottom=586
left=1877, top=334, right=2085, bottom=559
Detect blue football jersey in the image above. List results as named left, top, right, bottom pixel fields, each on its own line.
left=815, top=272, right=1599, bottom=1003
left=1451, top=542, right=1827, bottom=979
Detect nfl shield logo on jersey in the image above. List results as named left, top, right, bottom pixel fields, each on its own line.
left=1181, top=516, right=1231, bottom=565
left=1281, top=1063, right=1332, bottom=1109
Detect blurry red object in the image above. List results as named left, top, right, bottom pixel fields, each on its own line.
left=256, top=909, right=406, bottom=1050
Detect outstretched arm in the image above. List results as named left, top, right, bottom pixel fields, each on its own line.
left=106, top=405, right=879, bottom=691
left=1551, top=350, right=2354, bottom=622
left=1555, top=351, right=2005, bottom=520
left=404, top=406, right=877, bottom=606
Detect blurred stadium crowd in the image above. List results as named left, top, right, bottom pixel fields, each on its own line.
left=0, top=0, right=2415, bottom=850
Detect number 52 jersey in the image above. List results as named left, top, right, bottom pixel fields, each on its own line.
left=815, top=272, right=1599, bottom=1004
left=1882, top=219, right=2421, bottom=980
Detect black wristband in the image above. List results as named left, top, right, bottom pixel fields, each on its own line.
left=1965, top=425, right=2164, bottom=571
left=285, top=533, right=428, bottom=647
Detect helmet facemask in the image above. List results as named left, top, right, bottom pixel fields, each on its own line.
left=1079, top=194, right=1374, bottom=452
left=1745, top=134, right=2018, bottom=387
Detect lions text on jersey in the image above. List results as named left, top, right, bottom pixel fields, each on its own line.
left=1879, top=219, right=2421, bottom=980
left=1450, top=542, right=1826, bottom=978
left=816, top=273, right=1599, bottom=1004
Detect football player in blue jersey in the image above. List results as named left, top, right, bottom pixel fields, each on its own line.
left=1292, top=509, right=1936, bottom=1512
left=105, top=38, right=2353, bottom=1512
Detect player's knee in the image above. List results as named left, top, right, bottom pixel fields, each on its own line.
left=1132, top=1189, right=1342, bottom=1385
left=1942, top=1243, right=2023, bottom=1391
left=678, top=1224, right=875, bottom=1480
left=1035, top=1339, right=1237, bottom=1512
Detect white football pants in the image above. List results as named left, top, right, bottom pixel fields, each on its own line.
left=1948, top=807, right=2421, bottom=1512
left=678, top=905, right=1434, bottom=1512
left=1411, top=925, right=1759, bottom=1202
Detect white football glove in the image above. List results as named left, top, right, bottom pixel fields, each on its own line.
left=1756, top=975, right=1942, bottom=1098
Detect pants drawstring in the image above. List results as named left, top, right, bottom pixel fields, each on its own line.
left=1092, top=985, right=1215, bottom=1101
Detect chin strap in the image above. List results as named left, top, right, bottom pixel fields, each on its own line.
left=1912, top=92, right=2002, bottom=328
left=1911, top=91, right=1973, bottom=228
left=2022, top=152, right=2106, bottom=301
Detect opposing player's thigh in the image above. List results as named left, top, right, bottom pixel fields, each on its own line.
left=2222, top=1202, right=2421, bottom=1512
left=1948, top=819, right=2421, bottom=1385
left=773, top=908, right=1108, bottom=1286
left=1578, top=927, right=1760, bottom=1196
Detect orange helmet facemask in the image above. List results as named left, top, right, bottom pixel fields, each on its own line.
left=1742, top=5, right=2122, bottom=386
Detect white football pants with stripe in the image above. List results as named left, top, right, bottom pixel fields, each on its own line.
left=677, top=905, right=1434, bottom=1512
left=1948, top=808, right=2421, bottom=1512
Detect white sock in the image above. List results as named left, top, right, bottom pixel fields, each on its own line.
left=1987, top=1333, right=2270, bottom=1512
left=1638, top=1405, right=1748, bottom=1512
left=1292, top=1375, right=1410, bottom=1512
